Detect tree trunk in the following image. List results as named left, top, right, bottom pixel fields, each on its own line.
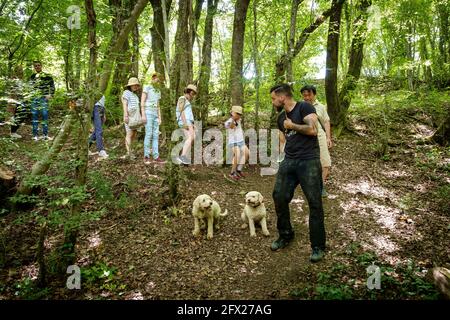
left=132, top=22, right=140, bottom=76
left=275, top=0, right=346, bottom=81
left=325, top=0, right=343, bottom=125
left=336, top=0, right=371, bottom=127
left=170, top=0, right=193, bottom=99
left=252, top=0, right=261, bottom=132
left=98, top=0, right=150, bottom=94
left=150, top=0, right=172, bottom=80
left=229, top=0, right=250, bottom=107
left=286, top=0, right=303, bottom=83
left=197, top=0, right=219, bottom=125
left=191, top=0, right=205, bottom=49
left=16, top=113, right=77, bottom=196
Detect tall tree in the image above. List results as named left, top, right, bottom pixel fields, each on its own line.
left=286, top=0, right=303, bottom=83
left=229, top=0, right=250, bottom=107
left=197, top=0, right=219, bottom=125
left=336, top=0, right=372, bottom=127
left=170, top=0, right=193, bottom=99
left=251, top=0, right=261, bottom=132
left=275, top=0, right=346, bottom=81
left=325, top=0, right=344, bottom=125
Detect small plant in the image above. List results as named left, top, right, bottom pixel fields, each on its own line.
left=14, top=278, right=50, bottom=300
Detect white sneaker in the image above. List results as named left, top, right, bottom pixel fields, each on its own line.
left=43, top=135, right=53, bottom=141
left=98, top=150, right=109, bottom=159
left=10, top=133, right=22, bottom=139
left=32, top=136, right=40, bottom=141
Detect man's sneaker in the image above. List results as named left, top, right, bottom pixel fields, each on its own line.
left=32, top=136, right=40, bottom=141
left=270, top=237, right=291, bottom=251
left=310, top=247, right=325, bottom=263
left=178, top=155, right=190, bottom=165
left=277, top=152, right=285, bottom=163
left=10, top=132, right=22, bottom=139
left=321, top=188, right=328, bottom=198
left=43, top=135, right=53, bottom=141
left=98, top=150, right=109, bottom=159
left=144, top=156, right=152, bottom=165
left=229, top=172, right=240, bottom=181
left=153, top=157, right=166, bottom=164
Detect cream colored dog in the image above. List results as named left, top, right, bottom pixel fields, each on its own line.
left=192, top=194, right=228, bottom=239
left=241, top=191, right=270, bottom=237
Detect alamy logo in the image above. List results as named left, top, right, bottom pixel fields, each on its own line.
left=366, top=263, right=381, bottom=290
left=66, top=265, right=81, bottom=289
left=67, top=5, right=81, bottom=30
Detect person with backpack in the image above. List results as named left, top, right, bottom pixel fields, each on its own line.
left=175, top=84, right=197, bottom=165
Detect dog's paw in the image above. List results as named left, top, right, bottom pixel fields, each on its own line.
left=192, top=230, right=200, bottom=237
left=250, top=232, right=257, bottom=237
left=207, top=233, right=213, bottom=240
left=263, top=230, right=270, bottom=237
left=240, top=223, right=248, bottom=230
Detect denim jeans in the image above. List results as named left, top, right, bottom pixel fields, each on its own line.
left=144, top=109, right=159, bottom=158
left=272, top=157, right=326, bottom=250
left=89, top=104, right=105, bottom=151
left=31, top=97, right=48, bottom=137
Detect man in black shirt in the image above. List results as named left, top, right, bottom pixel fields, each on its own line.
left=270, top=83, right=326, bottom=262
left=30, top=60, right=55, bottom=141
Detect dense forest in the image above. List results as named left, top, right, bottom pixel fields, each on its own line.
left=0, top=0, right=449, bottom=300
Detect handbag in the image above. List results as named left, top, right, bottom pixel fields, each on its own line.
left=128, top=107, right=145, bottom=129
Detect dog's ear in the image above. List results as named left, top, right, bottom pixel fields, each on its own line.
left=258, top=193, right=264, bottom=203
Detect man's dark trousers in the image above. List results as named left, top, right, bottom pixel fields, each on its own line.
left=272, top=157, right=326, bottom=250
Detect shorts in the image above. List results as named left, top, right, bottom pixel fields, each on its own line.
left=178, top=120, right=194, bottom=129
left=229, top=141, right=245, bottom=149
left=318, top=134, right=331, bottom=167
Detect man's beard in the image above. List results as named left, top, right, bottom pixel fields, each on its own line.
left=275, top=105, right=283, bottom=112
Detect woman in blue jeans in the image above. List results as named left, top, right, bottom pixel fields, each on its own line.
left=141, top=72, right=165, bottom=164
left=88, top=95, right=108, bottom=159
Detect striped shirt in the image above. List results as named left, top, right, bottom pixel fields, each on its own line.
left=122, top=90, right=140, bottom=112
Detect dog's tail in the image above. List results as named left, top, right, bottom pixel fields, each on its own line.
left=220, top=209, right=228, bottom=217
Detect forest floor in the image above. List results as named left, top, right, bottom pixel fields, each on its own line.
left=0, top=90, right=449, bottom=300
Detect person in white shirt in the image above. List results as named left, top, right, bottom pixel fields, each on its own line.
left=122, top=77, right=143, bottom=160
left=141, top=72, right=165, bottom=164
left=224, top=105, right=249, bottom=180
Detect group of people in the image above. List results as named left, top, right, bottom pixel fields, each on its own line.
left=4, top=63, right=332, bottom=262
left=120, top=76, right=331, bottom=262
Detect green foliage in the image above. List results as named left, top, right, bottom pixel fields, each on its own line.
left=13, top=278, right=50, bottom=300
left=81, top=262, right=126, bottom=293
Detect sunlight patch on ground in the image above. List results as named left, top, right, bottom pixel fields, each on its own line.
left=341, top=179, right=398, bottom=201
left=124, top=291, right=144, bottom=300
left=20, top=263, right=39, bottom=281
left=87, top=231, right=102, bottom=249
left=412, top=124, right=435, bottom=139
left=291, top=198, right=304, bottom=212
left=370, top=203, right=400, bottom=231
left=381, top=170, right=411, bottom=179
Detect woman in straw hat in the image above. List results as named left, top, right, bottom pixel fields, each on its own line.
left=122, top=77, right=143, bottom=159
left=175, top=84, right=197, bottom=165
left=224, top=105, right=249, bottom=180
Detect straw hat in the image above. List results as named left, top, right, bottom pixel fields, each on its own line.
left=185, top=84, right=198, bottom=93
left=231, top=105, right=243, bottom=115
left=126, top=77, right=140, bottom=87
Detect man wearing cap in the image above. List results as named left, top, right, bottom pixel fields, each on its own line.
left=122, top=77, right=143, bottom=159
left=176, top=84, right=197, bottom=165
left=270, top=83, right=326, bottom=263
left=29, top=60, right=55, bottom=141
left=141, top=72, right=165, bottom=164
left=224, top=105, right=249, bottom=180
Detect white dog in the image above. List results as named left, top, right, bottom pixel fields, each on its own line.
left=241, top=191, right=270, bottom=237
left=192, top=194, right=228, bottom=239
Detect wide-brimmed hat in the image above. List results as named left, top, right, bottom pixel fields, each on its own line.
left=231, top=105, right=243, bottom=115
left=185, top=84, right=197, bottom=93
left=126, top=77, right=140, bottom=87
left=151, top=71, right=161, bottom=78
